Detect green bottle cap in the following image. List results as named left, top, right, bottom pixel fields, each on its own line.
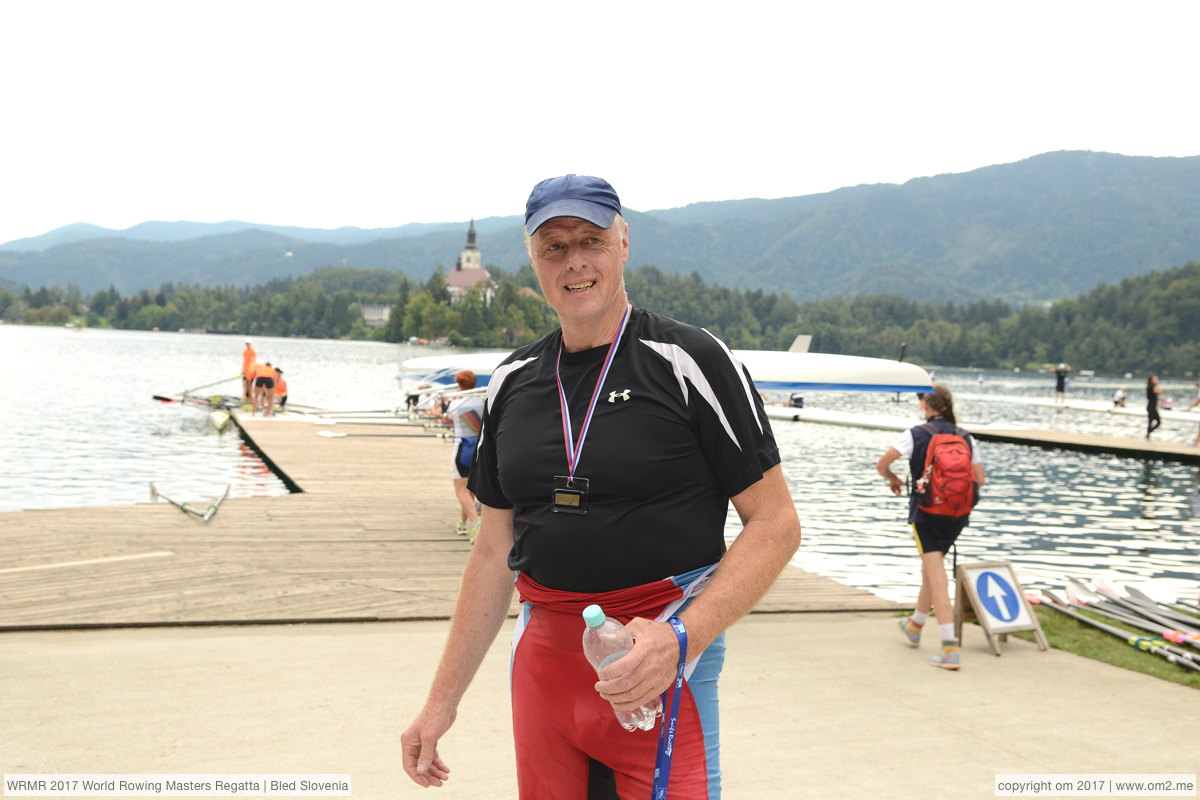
left=582, top=604, right=606, bottom=628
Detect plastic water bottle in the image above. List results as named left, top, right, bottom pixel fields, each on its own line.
left=581, top=603, right=662, bottom=732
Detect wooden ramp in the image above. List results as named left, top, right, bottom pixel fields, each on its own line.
left=0, top=417, right=897, bottom=630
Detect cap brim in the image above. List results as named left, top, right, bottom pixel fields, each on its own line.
left=526, top=199, right=617, bottom=234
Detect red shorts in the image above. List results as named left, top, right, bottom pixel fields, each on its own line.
left=510, top=570, right=724, bottom=799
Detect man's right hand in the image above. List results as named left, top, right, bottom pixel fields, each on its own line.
left=401, top=706, right=456, bottom=788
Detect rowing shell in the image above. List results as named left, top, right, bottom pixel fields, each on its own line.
left=400, top=349, right=933, bottom=395
left=732, top=350, right=932, bottom=393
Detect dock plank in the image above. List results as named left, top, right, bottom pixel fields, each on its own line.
left=0, top=416, right=898, bottom=629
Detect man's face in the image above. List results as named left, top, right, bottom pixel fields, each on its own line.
left=528, top=216, right=628, bottom=327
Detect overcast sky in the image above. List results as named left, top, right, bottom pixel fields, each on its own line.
left=2, top=0, right=1196, bottom=246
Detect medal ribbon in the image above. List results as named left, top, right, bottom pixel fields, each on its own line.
left=555, top=305, right=631, bottom=482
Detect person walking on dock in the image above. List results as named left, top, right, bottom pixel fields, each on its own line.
left=1146, top=374, right=1163, bottom=440
left=876, top=385, right=986, bottom=670
left=440, top=370, right=484, bottom=539
left=1054, top=362, right=1071, bottom=403
left=241, top=339, right=256, bottom=400
left=401, top=174, right=801, bottom=798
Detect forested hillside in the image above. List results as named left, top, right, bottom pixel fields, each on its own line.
left=2, top=151, right=1197, bottom=304
left=3, top=260, right=1197, bottom=376
left=796, top=262, right=1200, bottom=375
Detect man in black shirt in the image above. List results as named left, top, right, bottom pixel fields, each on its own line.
left=401, top=175, right=801, bottom=799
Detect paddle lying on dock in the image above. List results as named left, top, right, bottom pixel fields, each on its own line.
left=314, top=408, right=407, bottom=416
left=1033, top=590, right=1200, bottom=673
left=203, top=484, right=231, bottom=522
left=1062, top=584, right=1200, bottom=661
left=149, top=483, right=204, bottom=518
left=1073, top=577, right=1200, bottom=645
left=150, top=482, right=231, bottom=523
left=1113, top=583, right=1200, bottom=632
left=317, top=430, right=442, bottom=439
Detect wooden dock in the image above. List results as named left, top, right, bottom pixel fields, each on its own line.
left=766, top=406, right=1200, bottom=465
left=970, top=427, right=1200, bottom=463
left=0, top=417, right=899, bottom=630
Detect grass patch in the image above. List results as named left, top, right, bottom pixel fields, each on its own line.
left=1008, top=606, right=1200, bottom=690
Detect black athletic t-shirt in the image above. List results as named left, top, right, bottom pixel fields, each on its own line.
left=468, top=308, right=780, bottom=592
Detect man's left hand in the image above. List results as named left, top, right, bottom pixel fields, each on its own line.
left=593, top=617, right=680, bottom=712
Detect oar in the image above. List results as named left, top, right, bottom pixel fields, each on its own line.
left=1063, top=586, right=1200, bottom=661
left=202, top=484, right=231, bottom=522
left=181, top=375, right=242, bottom=396
left=1064, top=581, right=1200, bottom=651
left=312, top=419, right=428, bottom=428
left=317, top=430, right=443, bottom=439
left=153, top=394, right=181, bottom=404
left=1168, top=601, right=1200, bottom=620
left=1044, top=589, right=1200, bottom=666
left=1035, top=591, right=1200, bottom=672
left=1079, top=578, right=1200, bottom=636
left=1124, top=585, right=1200, bottom=626
left=316, top=409, right=405, bottom=416
left=435, top=386, right=488, bottom=399
left=149, top=483, right=204, bottom=519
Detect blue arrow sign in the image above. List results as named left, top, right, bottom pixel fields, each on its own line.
left=975, top=570, right=1021, bottom=623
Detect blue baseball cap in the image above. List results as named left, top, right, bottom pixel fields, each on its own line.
left=525, top=174, right=622, bottom=234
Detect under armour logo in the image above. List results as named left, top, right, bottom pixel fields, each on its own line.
left=608, top=389, right=631, bottom=403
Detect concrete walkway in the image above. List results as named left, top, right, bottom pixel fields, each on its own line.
left=4, top=612, right=1196, bottom=799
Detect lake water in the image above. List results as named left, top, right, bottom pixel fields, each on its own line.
left=0, top=325, right=422, bottom=513
left=2, top=324, right=1197, bottom=604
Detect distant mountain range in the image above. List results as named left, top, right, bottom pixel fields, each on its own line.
left=3, top=150, right=1197, bottom=303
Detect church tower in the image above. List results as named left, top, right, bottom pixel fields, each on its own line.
left=456, top=219, right=481, bottom=272
left=447, top=218, right=493, bottom=303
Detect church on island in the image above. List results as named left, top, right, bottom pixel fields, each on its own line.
left=360, top=220, right=496, bottom=328
left=445, top=219, right=494, bottom=304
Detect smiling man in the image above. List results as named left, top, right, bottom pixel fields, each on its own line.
left=401, top=175, right=801, bottom=800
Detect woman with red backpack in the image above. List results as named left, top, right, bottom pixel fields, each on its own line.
left=875, top=385, right=986, bottom=670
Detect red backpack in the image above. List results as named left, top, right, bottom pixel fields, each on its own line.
left=914, top=423, right=976, bottom=518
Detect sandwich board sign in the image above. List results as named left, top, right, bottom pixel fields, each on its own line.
left=954, top=561, right=1048, bottom=656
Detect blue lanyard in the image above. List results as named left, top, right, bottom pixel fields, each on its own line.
left=554, top=305, right=631, bottom=481
left=651, top=616, right=688, bottom=800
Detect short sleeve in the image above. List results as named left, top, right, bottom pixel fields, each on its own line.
left=891, top=429, right=915, bottom=457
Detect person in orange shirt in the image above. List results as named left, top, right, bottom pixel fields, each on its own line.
left=274, top=369, right=289, bottom=413
left=246, top=360, right=265, bottom=413
left=241, top=339, right=256, bottom=400
left=254, top=362, right=278, bottom=416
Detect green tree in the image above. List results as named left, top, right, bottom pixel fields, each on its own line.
left=425, top=267, right=451, bottom=304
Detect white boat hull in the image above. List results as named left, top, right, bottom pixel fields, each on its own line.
left=400, top=348, right=933, bottom=395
